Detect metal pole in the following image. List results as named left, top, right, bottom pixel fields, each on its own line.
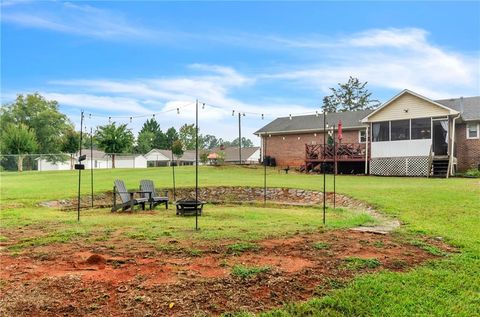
left=323, top=112, right=326, bottom=225
left=263, top=133, right=267, bottom=206
left=195, top=99, right=199, bottom=231
left=90, top=127, right=94, bottom=209
left=333, top=124, right=336, bottom=210
left=238, top=112, right=242, bottom=165
left=77, top=111, right=84, bottom=222
left=171, top=150, right=176, bottom=201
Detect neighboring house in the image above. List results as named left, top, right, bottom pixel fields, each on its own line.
left=255, top=89, right=479, bottom=177
left=37, top=149, right=147, bottom=170
left=209, top=146, right=261, bottom=164
left=144, top=149, right=175, bottom=167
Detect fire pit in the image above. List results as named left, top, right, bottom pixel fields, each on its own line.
left=174, top=199, right=205, bottom=216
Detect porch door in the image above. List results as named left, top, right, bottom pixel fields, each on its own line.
left=432, top=119, right=448, bottom=156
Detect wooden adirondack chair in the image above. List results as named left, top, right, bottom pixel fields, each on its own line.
left=140, top=179, right=169, bottom=209
left=112, top=179, right=151, bottom=212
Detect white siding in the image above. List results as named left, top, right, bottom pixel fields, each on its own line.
left=144, top=150, right=170, bottom=162
left=37, top=159, right=71, bottom=171
left=246, top=149, right=261, bottom=163
left=368, top=92, right=451, bottom=122
left=371, top=139, right=431, bottom=158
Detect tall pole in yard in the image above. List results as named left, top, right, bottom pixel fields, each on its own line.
left=171, top=150, right=176, bottom=201
left=195, top=99, right=199, bottom=231
left=90, top=127, right=94, bottom=209
left=333, top=124, right=336, bottom=210
left=77, top=111, right=84, bottom=222
left=263, top=133, right=268, bottom=206
left=323, top=111, right=326, bottom=225
left=238, top=112, right=242, bottom=165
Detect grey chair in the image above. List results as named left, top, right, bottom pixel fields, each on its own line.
left=140, top=179, right=169, bottom=209
left=112, top=179, right=150, bottom=212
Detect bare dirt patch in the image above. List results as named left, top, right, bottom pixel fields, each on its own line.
left=0, top=230, right=454, bottom=316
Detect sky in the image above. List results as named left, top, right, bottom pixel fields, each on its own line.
left=1, top=1, right=479, bottom=144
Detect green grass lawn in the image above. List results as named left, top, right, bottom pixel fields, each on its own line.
left=1, top=166, right=479, bottom=316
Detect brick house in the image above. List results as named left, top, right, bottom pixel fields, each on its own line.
left=255, top=90, right=479, bottom=177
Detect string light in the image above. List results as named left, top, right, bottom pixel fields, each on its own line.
left=177, top=108, right=180, bottom=114
left=315, top=111, right=319, bottom=117
left=130, top=117, right=132, bottom=123
left=232, top=110, right=235, bottom=116
left=282, top=136, right=286, bottom=140
left=202, top=103, right=205, bottom=109
left=89, top=113, right=92, bottom=119
left=297, top=136, right=301, bottom=140
left=152, top=114, right=155, bottom=118
left=108, top=116, right=111, bottom=123
left=262, top=114, right=264, bottom=120
left=242, top=113, right=245, bottom=117
left=289, top=114, right=292, bottom=120
left=314, top=133, right=317, bottom=137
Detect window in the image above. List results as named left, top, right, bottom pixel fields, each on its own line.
left=467, top=123, right=479, bottom=139
left=411, top=118, right=431, bottom=139
left=391, top=120, right=410, bottom=141
left=359, top=130, right=367, bottom=143
left=372, top=121, right=389, bottom=142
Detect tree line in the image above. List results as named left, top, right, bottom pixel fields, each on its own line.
left=0, top=93, right=254, bottom=171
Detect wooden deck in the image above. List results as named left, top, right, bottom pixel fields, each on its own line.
left=305, top=143, right=369, bottom=162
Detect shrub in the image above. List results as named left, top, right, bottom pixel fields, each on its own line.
left=231, top=265, right=270, bottom=278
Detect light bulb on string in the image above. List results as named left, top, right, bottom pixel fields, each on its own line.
left=232, top=110, right=235, bottom=116
left=315, top=111, right=319, bottom=117
left=177, top=108, right=180, bottom=114
left=153, top=114, right=155, bottom=118
left=108, top=116, right=111, bottom=123
left=242, top=113, right=245, bottom=117
left=261, top=114, right=264, bottom=120
left=289, top=114, right=292, bottom=120
left=89, top=113, right=92, bottom=119
left=130, top=117, right=132, bottom=123
left=202, top=103, right=205, bottom=109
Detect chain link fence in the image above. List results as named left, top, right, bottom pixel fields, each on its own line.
left=0, top=153, right=150, bottom=172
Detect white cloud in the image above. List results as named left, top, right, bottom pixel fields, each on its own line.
left=1, top=1, right=154, bottom=40
left=262, top=28, right=480, bottom=99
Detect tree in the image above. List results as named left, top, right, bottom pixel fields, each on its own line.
left=164, top=127, right=179, bottom=149
left=136, top=131, right=155, bottom=154
left=230, top=137, right=254, bottom=148
left=178, top=124, right=197, bottom=150
left=322, top=77, right=381, bottom=113
left=0, top=93, right=72, bottom=154
left=95, top=123, right=134, bottom=168
left=61, top=129, right=81, bottom=169
left=171, top=139, right=184, bottom=157
left=139, top=118, right=166, bottom=149
left=202, top=134, right=220, bottom=149
left=200, top=150, right=209, bottom=165
left=0, top=123, right=37, bottom=172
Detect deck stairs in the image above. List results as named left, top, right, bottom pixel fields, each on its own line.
left=430, top=157, right=449, bottom=178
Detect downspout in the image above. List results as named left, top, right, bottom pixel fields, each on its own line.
left=450, top=113, right=460, bottom=176
left=364, top=125, right=369, bottom=174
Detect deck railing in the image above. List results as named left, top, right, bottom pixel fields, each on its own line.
left=305, top=143, right=368, bottom=161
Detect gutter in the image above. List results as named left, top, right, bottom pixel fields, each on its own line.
left=450, top=113, right=461, bottom=176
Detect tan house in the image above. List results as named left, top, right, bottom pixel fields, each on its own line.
left=255, top=89, right=480, bottom=177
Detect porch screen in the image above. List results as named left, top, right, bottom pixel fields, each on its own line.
left=372, top=121, right=389, bottom=142
left=391, top=120, right=410, bottom=141
left=411, top=118, right=431, bottom=139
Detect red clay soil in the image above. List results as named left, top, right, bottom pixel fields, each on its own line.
left=0, top=230, right=453, bottom=317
